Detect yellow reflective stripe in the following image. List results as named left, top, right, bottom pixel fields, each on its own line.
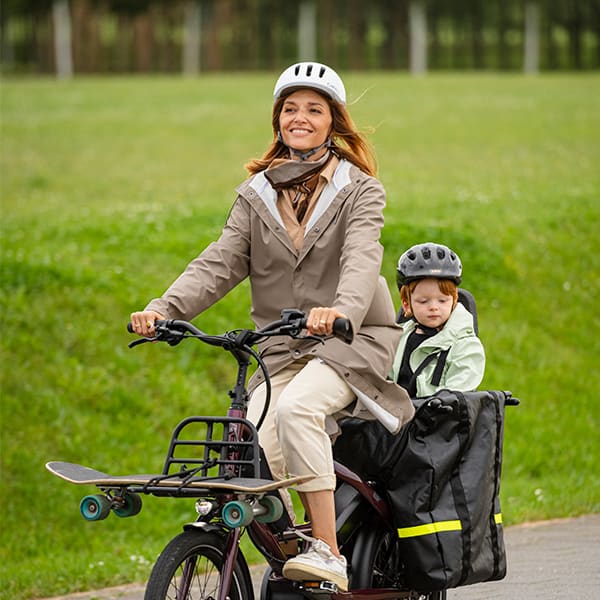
left=398, top=513, right=503, bottom=538
left=398, top=519, right=462, bottom=538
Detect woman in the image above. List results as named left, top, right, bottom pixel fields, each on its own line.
left=130, top=62, right=413, bottom=590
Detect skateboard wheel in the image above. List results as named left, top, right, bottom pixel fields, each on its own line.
left=80, top=494, right=111, bottom=521
left=255, top=495, right=284, bottom=523
left=113, top=492, right=142, bottom=518
left=222, top=500, right=254, bottom=528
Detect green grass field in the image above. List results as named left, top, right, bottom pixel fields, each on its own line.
left=1, top=73, right=599, bottom=598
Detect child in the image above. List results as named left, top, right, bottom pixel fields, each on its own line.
left=391, top=242, right=485, bottom=397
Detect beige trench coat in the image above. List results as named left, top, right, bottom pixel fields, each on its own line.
left=146, top=159, right=414, bottom=433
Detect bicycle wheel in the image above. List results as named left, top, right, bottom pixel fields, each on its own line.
left=350, top=526, right=400, bottom=588
left=349, top=526, right=446, bottom=599
left=144, top=530, right=253, bottom=600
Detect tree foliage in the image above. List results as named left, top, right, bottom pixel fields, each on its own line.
left=1, top=0, right=598, bottom=73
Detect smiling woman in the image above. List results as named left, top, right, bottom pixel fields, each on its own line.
left=279, top=90, right=333, bottom=160
left=129, top=62, right=413, bottom=590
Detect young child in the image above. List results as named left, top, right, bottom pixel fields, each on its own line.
left=391, top=242, right=485, bottom=397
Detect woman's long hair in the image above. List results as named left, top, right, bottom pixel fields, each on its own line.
left=245, top=92, right=377, bottom=177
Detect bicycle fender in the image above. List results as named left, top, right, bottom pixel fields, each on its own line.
left=183, top=521, right=227, bottom=535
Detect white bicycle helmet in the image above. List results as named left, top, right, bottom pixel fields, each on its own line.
left=273, top=62, right=346, bottom=105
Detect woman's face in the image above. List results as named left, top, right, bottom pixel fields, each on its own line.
left=278, top=89, right=333, bottom=159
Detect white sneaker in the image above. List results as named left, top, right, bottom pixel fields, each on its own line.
left=282, top=538, right=348, bottom=592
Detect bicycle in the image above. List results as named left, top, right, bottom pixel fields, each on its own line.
left=48, top=308, right=514, bottom=599
left=124, top=309, right=453, bottom=600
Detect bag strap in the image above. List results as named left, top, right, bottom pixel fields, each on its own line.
left=449, top=391, right=473, bottom=586
left=489, top=392, right=505, bottom=579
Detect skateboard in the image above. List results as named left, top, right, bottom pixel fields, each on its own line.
left=46, top=461, right=311, bottom=525
left=46, top=461, right=311, bottom=491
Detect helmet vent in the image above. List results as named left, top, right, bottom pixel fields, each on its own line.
left=274, top=62, right=346, bottom=105
left=422, top=248, right=431, bottom=259
left=437, top=248, right=445, bottom=259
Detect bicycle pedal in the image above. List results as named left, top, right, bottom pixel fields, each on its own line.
left=298, top=580, right=339, bottom=594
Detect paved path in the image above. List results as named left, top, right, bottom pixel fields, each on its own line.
left=39, top=514, right=600, bottom=600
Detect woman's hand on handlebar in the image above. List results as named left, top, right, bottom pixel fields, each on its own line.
left=130, top=310, right=165, bottom=337
left=306, top=306, right=348, bottom=337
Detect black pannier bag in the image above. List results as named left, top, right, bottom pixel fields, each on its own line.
left=333, top=389, right=512, bottom=591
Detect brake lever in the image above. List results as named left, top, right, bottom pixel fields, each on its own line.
left=128, top=337, right=154, bottom=348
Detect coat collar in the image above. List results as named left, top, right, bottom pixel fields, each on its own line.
left=240, top=159, right=353, bottom=233
left=404, top=303, right=477, bottom=351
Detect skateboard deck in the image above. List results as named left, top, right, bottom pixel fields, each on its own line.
left=46, top=461, right=312, bottom=492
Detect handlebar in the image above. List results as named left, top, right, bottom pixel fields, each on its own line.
left=127, top=309, right=353, bottom=349
left=127, top=310, right=353, bottom=430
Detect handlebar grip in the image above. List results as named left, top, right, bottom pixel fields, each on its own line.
left=127, top=320, right=169, bottom=334
left=332, top=318, right=353, bottom=344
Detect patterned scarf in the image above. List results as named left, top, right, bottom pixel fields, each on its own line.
left=264, top=152, right=333, bottom=221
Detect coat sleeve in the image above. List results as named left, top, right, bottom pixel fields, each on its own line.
left=333, top=176, right=387, bottom=329
left=443, top=337, right=486, bottom=392
left=145, top=197, right=251, bottom=320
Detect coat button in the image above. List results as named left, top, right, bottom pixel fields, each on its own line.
left=293, top=350, right=301, bottom=357
left=314, top=227, right=320, bottom=232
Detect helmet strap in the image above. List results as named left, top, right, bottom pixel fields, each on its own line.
left=277, top=131, right=332, bottom=161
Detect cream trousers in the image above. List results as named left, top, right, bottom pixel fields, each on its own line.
left=247, top=358, right=354, bottom=493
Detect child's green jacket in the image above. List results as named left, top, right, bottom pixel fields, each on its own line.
left=390, top=303, right=485, bottom=398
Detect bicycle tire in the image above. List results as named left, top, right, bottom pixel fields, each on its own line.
left=144, top=530, right=253, bottom=600
left=350, top=526, right=446, bottom=599
left=350, top=526, right=400, bottom=588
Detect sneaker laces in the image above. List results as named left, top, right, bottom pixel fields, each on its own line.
left=294, top=529, right=317, bottom=544
left=292, top=530, right=340, bottom=560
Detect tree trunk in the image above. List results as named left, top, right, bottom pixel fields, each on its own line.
left=183, top=0, right=202, bottom=75
left=298, top=0, right=317, bottom=61
left=52, top=0, right=73, bottom=78
left=470, top=0, right=484, bottom=69
left=409, top=0, right=427, bottom=75
left=133, top=11, right=153, bottom=72
left=524, top=1, right=540, bottom=73
left=497, top=0, right=509, bottom=70
left=320, top=0, right=336, bottom=66
left=347, top=0, right=366, bottom=69
left=566, top=1, right=584, bottom=69
left=381, top=0, right=406, bottom=70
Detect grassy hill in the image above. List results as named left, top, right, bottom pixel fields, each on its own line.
left=1, top=73, right=599, bottom=598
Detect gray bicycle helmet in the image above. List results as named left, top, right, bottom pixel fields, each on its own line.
left=273, top=62, right=346, bottom=105
left=396, top=242, right=462, bottom=288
